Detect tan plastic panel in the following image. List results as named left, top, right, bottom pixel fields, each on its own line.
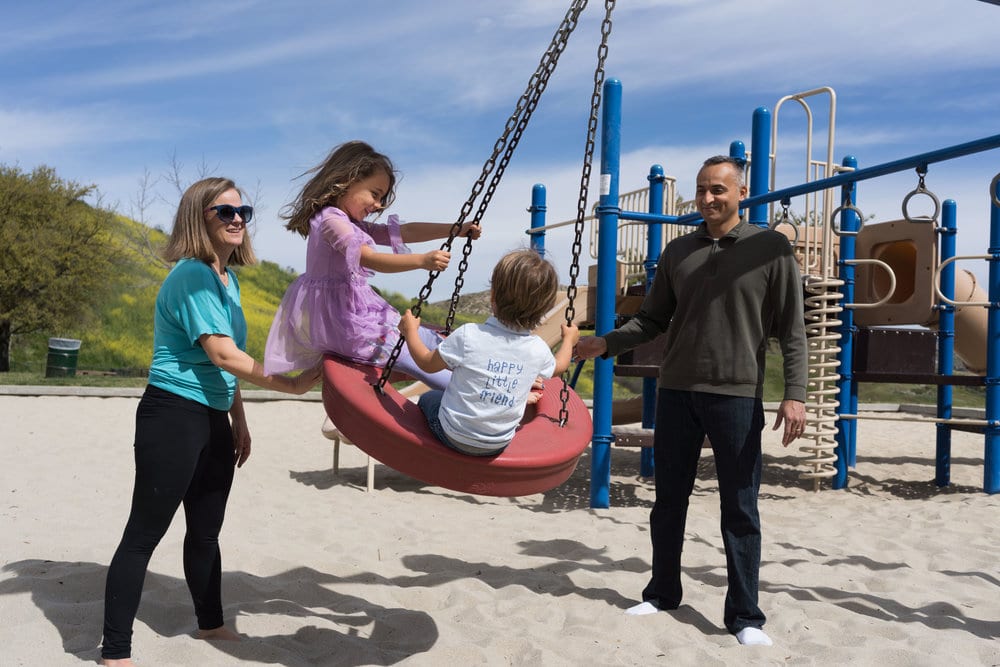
left=853, top=220, right=937, bottom=326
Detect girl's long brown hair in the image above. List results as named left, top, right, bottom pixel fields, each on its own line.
left=283, top=141, right=397, bottom=237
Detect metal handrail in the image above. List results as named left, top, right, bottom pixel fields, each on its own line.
left=844, top=258, right=897, bottom=309
left=935, top=255, right=993, bottom=307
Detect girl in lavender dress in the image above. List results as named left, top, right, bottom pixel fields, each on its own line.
left=264, top=141, right=480, bottom=389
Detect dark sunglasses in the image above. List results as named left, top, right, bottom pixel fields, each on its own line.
left=205, top=204, right=254, bottom=225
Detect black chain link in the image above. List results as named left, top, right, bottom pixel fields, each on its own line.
left=377, top=0, right=594, bottom=391
left=559, top=0, right=615, bottom=427
left=443, top=2, right=593, bottom=332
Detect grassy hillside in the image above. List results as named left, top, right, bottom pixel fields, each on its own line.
left=8, top=217, right=304, bottom=375
left=6, top=214, right=487, bottom=379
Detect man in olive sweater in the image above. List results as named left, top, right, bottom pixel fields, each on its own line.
left=576, top=155, right=807, bottom=647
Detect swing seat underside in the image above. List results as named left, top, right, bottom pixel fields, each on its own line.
left=321, top=355, right=593, bottom=496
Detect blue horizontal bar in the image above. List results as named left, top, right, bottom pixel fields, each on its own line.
left=740, top=133, right=1000, bottom=209
left=618, top=210, right=699, bottom=226
left=618, top=134, right=1000, bottom=227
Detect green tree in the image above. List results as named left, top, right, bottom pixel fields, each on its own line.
left=0, top=165, right=120, bottom=371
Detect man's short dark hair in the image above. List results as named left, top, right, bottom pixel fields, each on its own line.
left=701, top=155, right=747, bottom=186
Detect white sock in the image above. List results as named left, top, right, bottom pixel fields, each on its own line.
left=735, top=627, right=773, bottom=646
left=625, top=601, right=659, bottom=616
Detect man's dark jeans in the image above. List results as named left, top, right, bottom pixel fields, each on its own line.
left=642, top=388, right=766, bottom=633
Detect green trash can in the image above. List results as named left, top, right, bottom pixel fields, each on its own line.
left=45, top=338, right=82, bottom=378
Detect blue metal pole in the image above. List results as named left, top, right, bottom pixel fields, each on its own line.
left=936, top=200, right=957, bottom=486
left=730, top=140, right=747, bottom=162
left=529, top=184, right=547, bottom=258
left=590, top=78, right=622, bottom=509
left=985, top=177, right=1000, bottom=493
left=748, top=109, right=770, bottom=227
left=639, top=165, right=665, bottom=479
left=834, top=156, right=859, bottom=488
left=644, top=165, right=664, bottom=287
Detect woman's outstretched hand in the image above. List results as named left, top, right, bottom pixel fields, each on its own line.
left=289, top=364, right=322, bottom=394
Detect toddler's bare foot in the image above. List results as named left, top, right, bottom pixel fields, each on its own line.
left=196, top=625, right=241, bottom=641
left=526, top=391, right=542, bottom=405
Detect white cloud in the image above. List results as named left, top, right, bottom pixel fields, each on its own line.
left=0, top=106, right=156, bottom=152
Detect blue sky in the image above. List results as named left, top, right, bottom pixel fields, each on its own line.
left=2, top=0, right=999, bottom=298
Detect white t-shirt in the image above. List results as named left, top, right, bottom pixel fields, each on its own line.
left=436, top=316, right=557, bottom=450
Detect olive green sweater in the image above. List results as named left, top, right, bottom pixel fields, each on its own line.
left=603, top=221, right=807, bottom=402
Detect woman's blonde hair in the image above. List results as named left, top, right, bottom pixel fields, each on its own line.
left=490, top=249, right=559, bottom=330
left=161, top=177, right=257, bottom=266
left=283, top=141, right=397, bottom=237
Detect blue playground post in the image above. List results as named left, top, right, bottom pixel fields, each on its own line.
left=985, top=176, right=1000, bottom=493
left=639, top=164, right=665, bottom=479
left=833, top=156, right=860, bottom=488
left=529, top=184, right=547, bottom=258
left=936, top=199, right=958, bottom=486
left=842, top=163, right=861, bottom=469
left=589, top=78, right=623, bottom=509
left=747, top=109, right=770, bottom=227
left=729, top=140, right=747, bottom=167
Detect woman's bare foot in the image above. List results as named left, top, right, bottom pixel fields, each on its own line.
left=195, top=625, right=241, bottom=641
left=102, top=659, right=136, bottom=666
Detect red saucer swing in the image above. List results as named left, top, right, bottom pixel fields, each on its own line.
left=320, top=0, right=613, bottom=496
left=321, top=357, right=592, bottom=496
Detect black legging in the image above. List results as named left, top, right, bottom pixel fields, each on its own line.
left=102, top=384, right=236, bottom=660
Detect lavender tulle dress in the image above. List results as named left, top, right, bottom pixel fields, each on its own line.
left=264, top=207, right=450, bottom=389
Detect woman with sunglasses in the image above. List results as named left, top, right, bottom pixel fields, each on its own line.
left=263, top=140, right=480, bottom=389
left=101, top=178, right=321, bottom=666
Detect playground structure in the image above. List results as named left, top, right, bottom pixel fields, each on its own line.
left=318, top=2, right=1000, bottom=502
left=530, top=81, right=1000, bottom=508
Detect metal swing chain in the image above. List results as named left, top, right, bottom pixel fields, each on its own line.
left=443, top=1, right=596, bottom=333
left=377, top=0, right=592, bottom=391
left=559, top=0, right=615, bottom=427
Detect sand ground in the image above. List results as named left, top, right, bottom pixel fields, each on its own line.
left=1, top=392, right=998, bottom=666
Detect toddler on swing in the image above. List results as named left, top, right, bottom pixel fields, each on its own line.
left=399, top=249, right=579, bottom=456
